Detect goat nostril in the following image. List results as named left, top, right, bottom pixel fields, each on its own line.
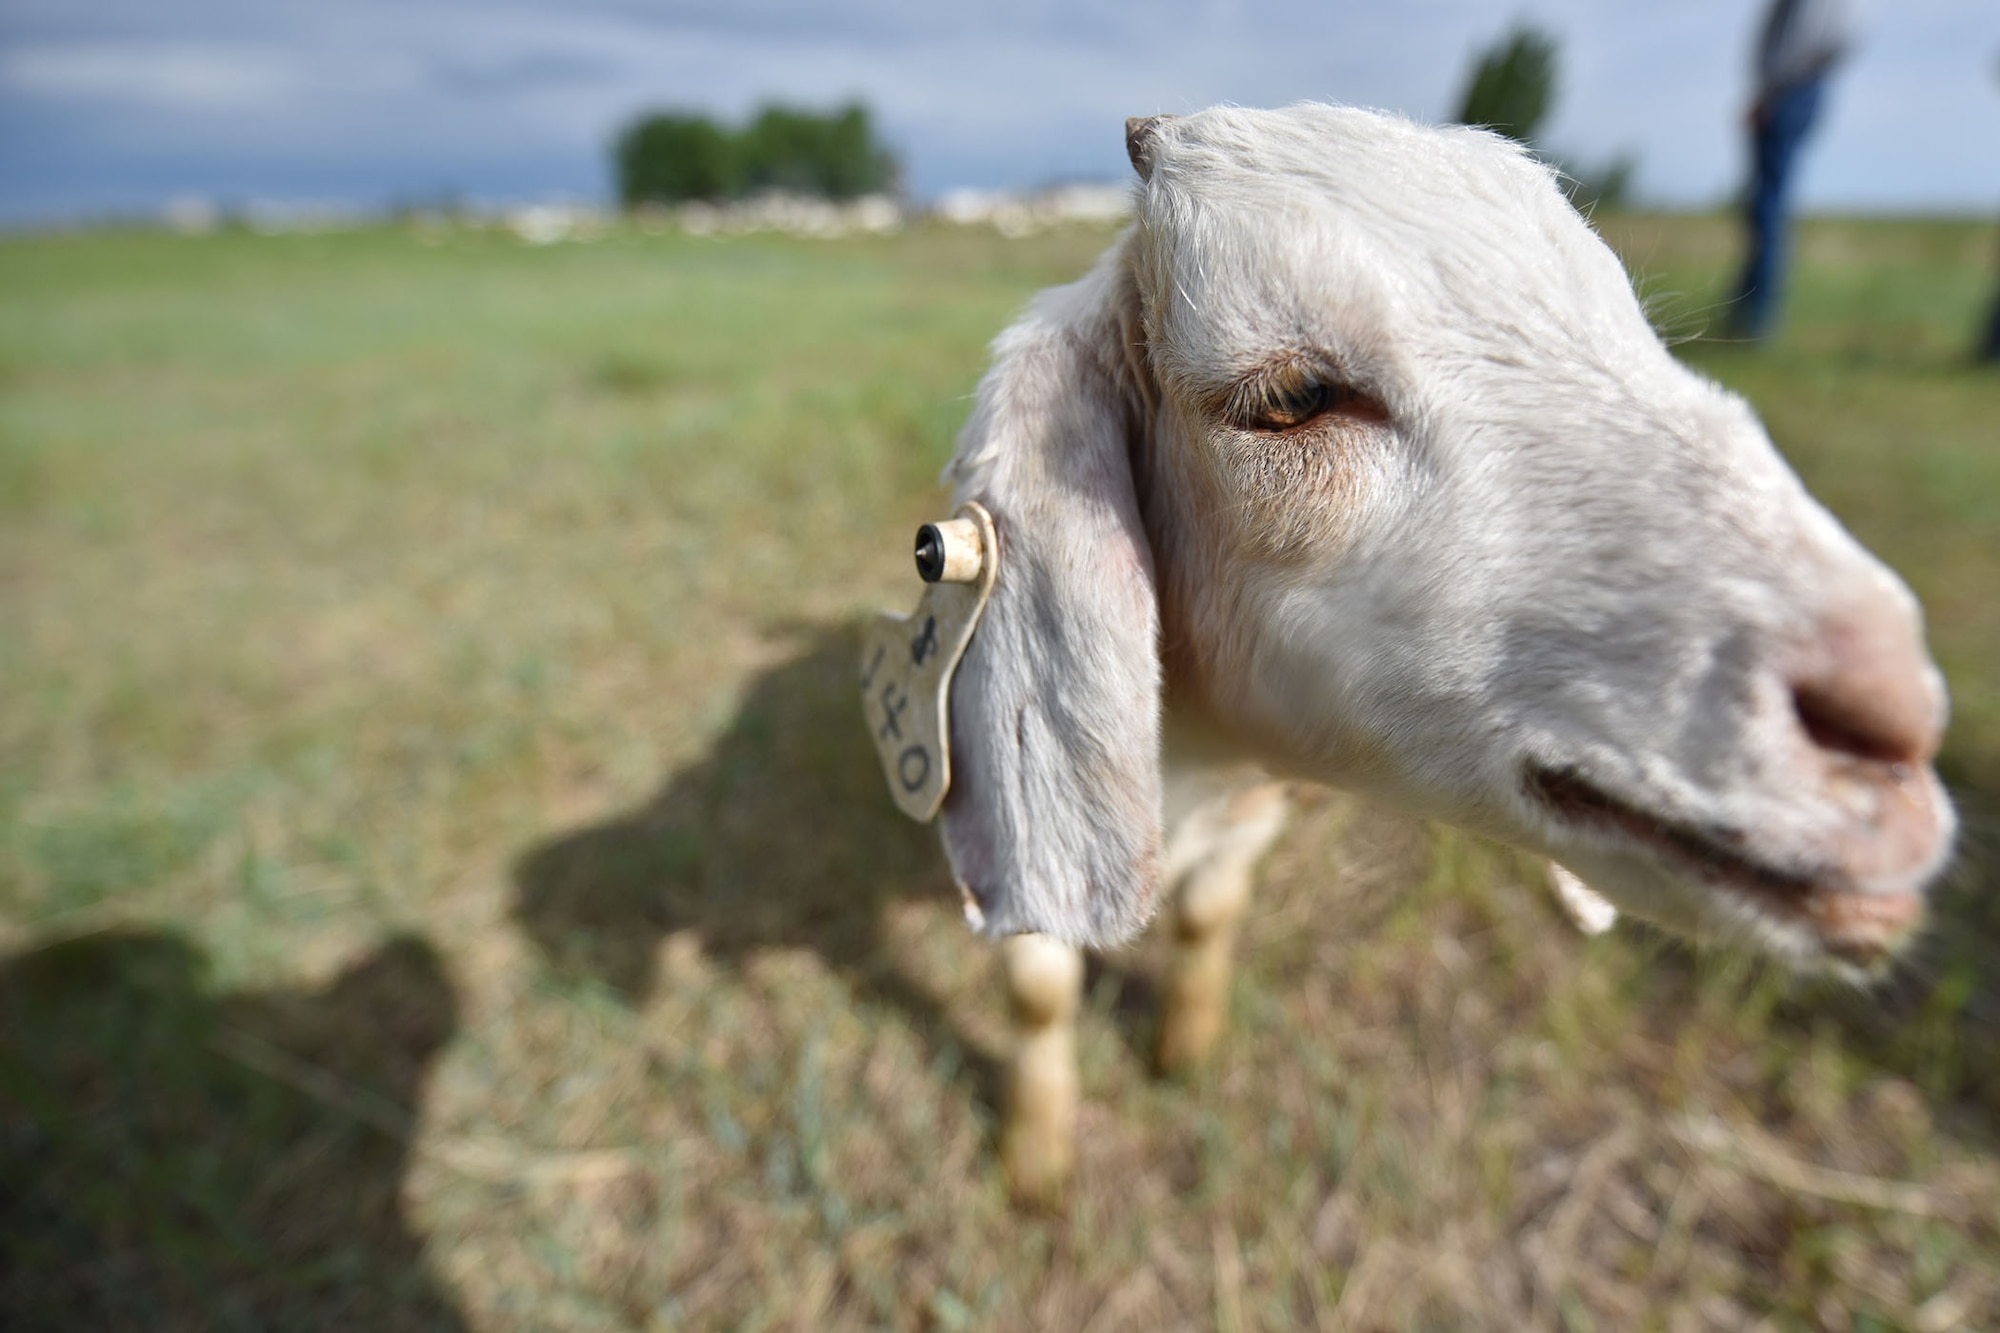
left=1788, top=590, right=1945, bottom=770
left=1792, top=680, right=1924, bottom=768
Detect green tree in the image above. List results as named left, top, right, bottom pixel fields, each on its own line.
left=741, top=102, right=895, bottom=199
left=612, top=102, right=896, bottom=207
left=1454, top=24, right=1559, bottom=146
left=615, top=114, right=740, bottom=206
left=821, top=103, right=897, bottom=198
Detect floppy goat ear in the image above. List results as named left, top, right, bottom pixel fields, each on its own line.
left=940, top=248, right=1165, bottom=949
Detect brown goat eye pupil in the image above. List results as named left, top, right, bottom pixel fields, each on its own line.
left=1260, top=380, right=1328, bottom=427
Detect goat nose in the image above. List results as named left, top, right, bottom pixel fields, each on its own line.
left=1789, top=582, right=1946, bottom=768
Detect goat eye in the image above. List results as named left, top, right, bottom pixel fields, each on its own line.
left=1226, top=363, right=1384, bottom=433
left=1248, top=378, right=1328, bottom=426
left=1240, top=377, right=1337, bottom=431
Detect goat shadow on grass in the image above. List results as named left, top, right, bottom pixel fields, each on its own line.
left=512, top=624, right=1151, bottom=1113
left=0, top=930, right=465, bottom=1333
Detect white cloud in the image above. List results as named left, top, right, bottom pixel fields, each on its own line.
left=0, top=44, right=315, bottom=109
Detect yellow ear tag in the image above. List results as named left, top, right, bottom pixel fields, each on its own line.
left=860, top=502, right=997, bottom=822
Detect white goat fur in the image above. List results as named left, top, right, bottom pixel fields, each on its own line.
left=933, top=106, right=1953, bottom=1196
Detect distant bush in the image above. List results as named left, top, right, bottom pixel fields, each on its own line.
left=614, top=102, right=897, bottom=207
left=1454, top=24, right=1558, bottom=146
left=616, top=114, right=741, bottom=205
left=741, top=105, right=895, bottom=199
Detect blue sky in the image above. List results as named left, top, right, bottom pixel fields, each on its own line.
left=3, top=0, right=1998, bottom=223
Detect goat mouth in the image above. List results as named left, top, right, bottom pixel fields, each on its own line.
left=1525, top=765, right=1920, bottom=966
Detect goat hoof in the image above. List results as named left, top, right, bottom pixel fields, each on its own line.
left=1155, top=1009, right=1224, bottom=1078
left=1000, top=1125, right=1073, bottom=1206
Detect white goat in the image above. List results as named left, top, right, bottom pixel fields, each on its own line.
left=934, top=105, right=1955, bottom=1198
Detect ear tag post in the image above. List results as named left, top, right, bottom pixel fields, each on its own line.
left=860, top=502, right=997, bottom=822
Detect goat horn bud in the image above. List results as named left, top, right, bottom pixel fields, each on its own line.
left=1126, top=114, right=1175, bottom=181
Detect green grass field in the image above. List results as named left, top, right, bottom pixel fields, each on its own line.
left=2, top=213, right=1998, bottom=1331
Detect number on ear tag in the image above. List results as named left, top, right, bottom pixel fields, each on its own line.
left=860, top=502, right=997, bottom=822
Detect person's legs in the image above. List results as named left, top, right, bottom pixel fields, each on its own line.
left=1982, top=273, right=2000, bottom=364
left=1731, top=78, right=1827, bottom=340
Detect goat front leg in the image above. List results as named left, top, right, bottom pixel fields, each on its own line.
left=999, top=931, right=1084, bottom=1202
left=1157, top=782, right=1290, bottom=1076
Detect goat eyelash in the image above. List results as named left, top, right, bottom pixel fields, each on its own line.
left=1227, top=367, right=1376, bottom=433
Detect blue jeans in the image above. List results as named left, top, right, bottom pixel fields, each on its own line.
left=1983, top=279, right=2000, bottom=363
left=1731, top=77, right=1827, bottom=340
